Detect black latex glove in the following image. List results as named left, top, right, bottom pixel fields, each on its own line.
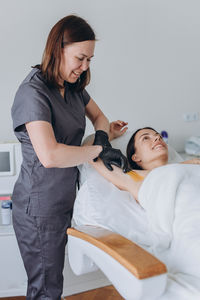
left=93, top=130, right=111, bottom=148
left=98, top=147, right=129, bottom=173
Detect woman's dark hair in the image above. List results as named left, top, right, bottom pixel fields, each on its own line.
left=35, top=15, right=96, bottom=91
left=126, top=127, right=157, bottom=170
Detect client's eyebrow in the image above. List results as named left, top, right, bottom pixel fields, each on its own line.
left=139, top=133, right=150, bottom=140
left=139, top=132, right=160, bottom=140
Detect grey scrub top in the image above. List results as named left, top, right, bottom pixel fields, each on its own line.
left=11, top=68, right=90, bottom=216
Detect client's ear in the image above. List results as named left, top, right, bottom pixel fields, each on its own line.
left=131, top=154, right=141, bottom=163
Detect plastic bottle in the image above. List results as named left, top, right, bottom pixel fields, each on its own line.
left=161, top=131, right=168, bottom=144
left=1, top=199, right=12, bottom=225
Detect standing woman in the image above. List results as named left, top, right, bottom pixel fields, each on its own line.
left=11, top=15, right=127, bottom=300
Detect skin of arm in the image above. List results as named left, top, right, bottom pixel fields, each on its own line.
left=25, top=120, right=102, bottom=168
left=90, top=159, right=143, bottom=202
left=180, top=158, right=200, bottom=165
left=85, top=99, right=110, bottom=133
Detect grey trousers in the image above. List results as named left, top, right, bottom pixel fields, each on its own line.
left=13, top=201, right=72, bottom=300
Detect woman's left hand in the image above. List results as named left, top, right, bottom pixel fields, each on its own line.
left=182, top=158, right=200, bottom=165
left=109, top=120, right=128, bottom=141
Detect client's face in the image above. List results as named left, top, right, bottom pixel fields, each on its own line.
left=132, top=128, right=168, bottom=169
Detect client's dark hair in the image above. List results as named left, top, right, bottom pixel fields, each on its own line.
left=126, top=127, right=157, bottom=170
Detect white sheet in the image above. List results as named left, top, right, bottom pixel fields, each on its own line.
left=73, top=163, right=200, bottom=299
left=139, top=163, right=200, bottom=299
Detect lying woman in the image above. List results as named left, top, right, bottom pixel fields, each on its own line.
left=91, top=126, right=200, bottom=202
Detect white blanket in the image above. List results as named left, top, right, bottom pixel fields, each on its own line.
left=138, top=163, right=200, bottom=299
left=73, top=163, right=200, bottom=299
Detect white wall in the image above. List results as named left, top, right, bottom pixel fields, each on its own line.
left=0, top=0, right=200, bottom=151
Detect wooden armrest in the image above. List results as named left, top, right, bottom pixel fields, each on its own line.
left=67, top=225, right=167, bottom=279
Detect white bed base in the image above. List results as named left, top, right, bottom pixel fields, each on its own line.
left=67, top=226, right=167, bottom=300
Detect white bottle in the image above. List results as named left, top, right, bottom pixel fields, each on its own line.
left=1, top=201, right=12, bottom=225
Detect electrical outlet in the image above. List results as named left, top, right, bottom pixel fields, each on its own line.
left=193, top=112, right=199, bottom=121
left=183, top=112, right=199, bottom=122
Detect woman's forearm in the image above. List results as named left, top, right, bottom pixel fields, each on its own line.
left=180, top=158, right=200, bottom=165
left=43, top=144, right=102, bottom=168
left=26, top=120, right=102, bottom=168
left=93, top=114, right=110, bottom=133
left=86, top=99, right=110, bottom=134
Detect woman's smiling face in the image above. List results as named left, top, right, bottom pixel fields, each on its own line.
left=132, top=128, right=168, bottom=169
left=59, top=40, right=95, bottom=83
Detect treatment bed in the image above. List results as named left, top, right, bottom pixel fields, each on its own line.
left=67, top=132, right=200, bottom=299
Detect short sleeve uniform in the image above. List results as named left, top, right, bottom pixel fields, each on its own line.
left=11, top=68, right=90, bottom=216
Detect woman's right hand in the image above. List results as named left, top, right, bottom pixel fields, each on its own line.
left=109, top=120, right=128, bottom=141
